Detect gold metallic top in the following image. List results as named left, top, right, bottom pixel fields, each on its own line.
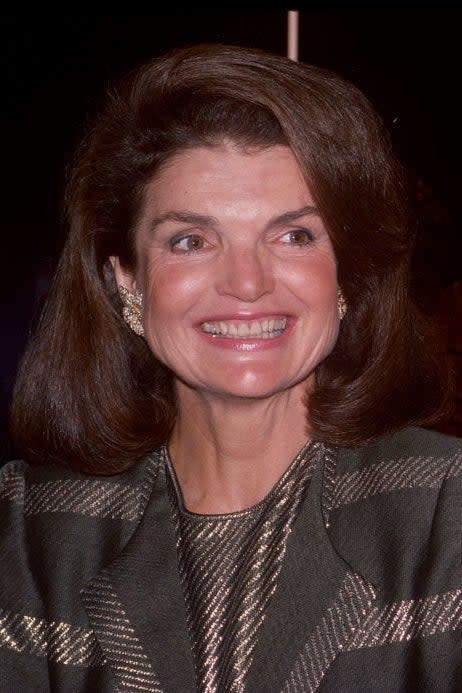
left=164, top=441, right=321, bottom=693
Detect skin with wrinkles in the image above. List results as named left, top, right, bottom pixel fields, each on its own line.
left=112, top=141, right=339, bottom=513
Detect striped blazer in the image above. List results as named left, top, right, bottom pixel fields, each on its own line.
left=1, top=426, right=461, bottom=692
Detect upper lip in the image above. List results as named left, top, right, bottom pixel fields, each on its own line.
left=196, top=312, right=292, bottom=323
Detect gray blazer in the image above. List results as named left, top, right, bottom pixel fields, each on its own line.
left=1, top=427, right=461, bottom=692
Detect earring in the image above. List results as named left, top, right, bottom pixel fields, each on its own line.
left=337, top=288, right=347, bottom=320
left=118, top=285, right=144, bottom=336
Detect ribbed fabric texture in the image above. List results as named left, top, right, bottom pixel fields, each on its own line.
left=165, top=442, right=321, bottom=693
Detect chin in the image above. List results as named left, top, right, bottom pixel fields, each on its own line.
left=203, top=369, right=312, bottom=402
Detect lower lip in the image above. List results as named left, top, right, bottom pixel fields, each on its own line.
left=196, top=322, right=293, bottom=351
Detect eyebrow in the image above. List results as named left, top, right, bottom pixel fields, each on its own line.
left=149, top=211, right=217, bottom=234
left=269, top=205, right=319, bottom=226
left=148, top=205, right=319, bottom=234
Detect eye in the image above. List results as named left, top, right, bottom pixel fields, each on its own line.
left=280, top=228, right=314, bottom=246
left=170, top=234, right=208, bottom=253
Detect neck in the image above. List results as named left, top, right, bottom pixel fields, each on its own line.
left=168, top=382, right=311, bottom=514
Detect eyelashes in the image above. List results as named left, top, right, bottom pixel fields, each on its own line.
left=280, top=229, right=314, bottom=246
left=169, top=234, right=209, bottom=253
left=168, top=227, right=315, bottom=254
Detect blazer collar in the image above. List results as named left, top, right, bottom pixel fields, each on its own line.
left=81, top=455, right=195, bottom=692
left=246, top=445, right=378, bottom=692
left=82, top=445, right=379, bottom=693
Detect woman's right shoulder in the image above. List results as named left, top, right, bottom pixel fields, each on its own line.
left=0, top=452, right=162, bottom=639
left=0, top=452, right=163, bottom=592
left=0, top=451, right=163, bottom=527
left=0, top=452, right=164, bottom=689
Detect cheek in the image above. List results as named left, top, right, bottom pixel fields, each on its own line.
left=289, top=256, right=338, bottom=307
left=316, top=270, right=338, bottom=307
left=141, top=263, right=208, bottom=321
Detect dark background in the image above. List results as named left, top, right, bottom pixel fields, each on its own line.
left=2, top=11, right=461, bottom=461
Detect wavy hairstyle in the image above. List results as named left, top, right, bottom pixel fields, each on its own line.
left=11, top=44, right=450, bottom=473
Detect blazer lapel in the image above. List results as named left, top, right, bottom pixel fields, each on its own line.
left=246, top=446, right=380, bottom=693
left=81, top=445, right=381, bottom=693
left=81, top=460, right=196, bottom=693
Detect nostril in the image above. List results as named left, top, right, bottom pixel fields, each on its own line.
left=215, top=255, right=274, bottom=301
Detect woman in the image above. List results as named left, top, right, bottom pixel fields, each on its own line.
left=1, top=44, right=461, bottom=692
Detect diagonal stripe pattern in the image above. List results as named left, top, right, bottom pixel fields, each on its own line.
left=0, top=467, right=25, bottom=505
left=167, top=441, right=321, bottom=693
left=281, top=572, right=377, bottom=693
left=24, top=480, right=142, bottom=521
left=329, top=452, right=462, bottom=511
left=82, top=571, right=164, bottom=692
left=0, top=454, right=162, bottom=522
left=347, top=588, right=462, bottom=650
left=0, top=607, right=105, bottom=667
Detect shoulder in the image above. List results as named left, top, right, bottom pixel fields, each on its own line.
left=336, top=425, right=462, bottom=475
left=328, top=427, right=462, bottom=596
left=0, top=449, right=163, bottom=514
left=330, top=425, right=462, bottom=524
left=332, top=426, right=462, bottom=505
left=0, top=451, right=163, bottom=544
left=0, top=451, right=163, bottom=620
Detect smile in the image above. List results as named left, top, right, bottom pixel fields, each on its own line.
left=200, top=317, right=288, bottom=339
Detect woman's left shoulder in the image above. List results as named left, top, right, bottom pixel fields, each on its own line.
left=330, top=425, right=462, bottom=572
left=328, top=427, right=462, bottom=607
left=336, top=425, right=462, bottom=483
left=379, top=425, right=462, bottom=457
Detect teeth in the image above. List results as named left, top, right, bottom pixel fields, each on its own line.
left=201, top=318, right=288, bottom=339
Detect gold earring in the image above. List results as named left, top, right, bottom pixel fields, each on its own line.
left=118, top=285, right=144, bottom=336
left=337, top=288, right=347, bottom=320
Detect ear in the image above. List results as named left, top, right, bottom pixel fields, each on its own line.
left=109, top=256, right=138, bottom=292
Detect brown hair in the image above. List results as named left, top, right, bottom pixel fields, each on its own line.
left=11, top=44, right=450, bottom=473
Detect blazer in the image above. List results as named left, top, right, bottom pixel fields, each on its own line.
left=1, top=426, right=461, bottom=692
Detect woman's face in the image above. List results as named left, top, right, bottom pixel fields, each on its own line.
left=115, top=141, right=340, bottom=401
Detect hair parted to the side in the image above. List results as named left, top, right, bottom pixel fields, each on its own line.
left=11, top=44, right=450, bottom=474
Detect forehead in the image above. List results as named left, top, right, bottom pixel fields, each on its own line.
left=141, top=142, right=313, bottom=219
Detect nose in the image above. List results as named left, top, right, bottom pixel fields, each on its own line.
left=215, top=247, right=275, bottom=302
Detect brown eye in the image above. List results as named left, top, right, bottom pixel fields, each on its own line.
left=171, top=234, right=206, bottom=252
left=281, top=229, right=313, bottom=245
